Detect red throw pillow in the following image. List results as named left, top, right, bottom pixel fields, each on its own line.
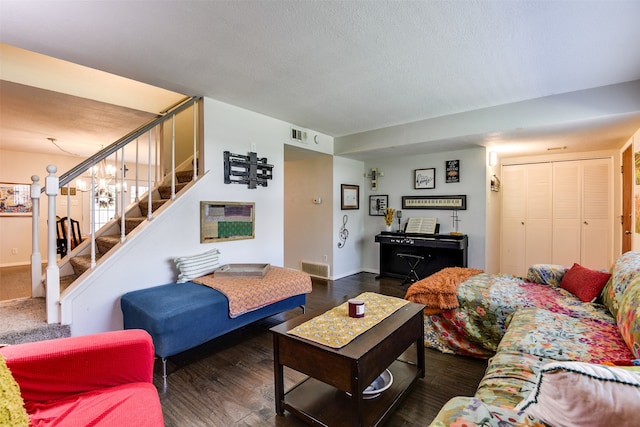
left=560, top=263, right=611, bottom=302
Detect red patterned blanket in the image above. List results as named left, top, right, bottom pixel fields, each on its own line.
left=193, top=267, right=312, bottom=318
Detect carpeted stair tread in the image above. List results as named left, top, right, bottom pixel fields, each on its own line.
left=60, top=275, right=77, bottom=291
left=125, top=217, right=145, bottom=235
left=176, top=170, right=194, bottom=183
left=158, top=182, right=188, bottom=199
left=69, top=254, right=103, bottom=277
left=96, top=235, right=121, bottom=254
left=138, top=199, right=168, bottom=217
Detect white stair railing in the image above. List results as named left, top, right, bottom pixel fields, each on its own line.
left=29, top=97, right=202, bottom=324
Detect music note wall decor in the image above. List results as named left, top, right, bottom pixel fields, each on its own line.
left=337, top=215, right=349, bottom=248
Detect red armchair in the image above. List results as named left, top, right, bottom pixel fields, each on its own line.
left=0, top=329, right=164, bottom=426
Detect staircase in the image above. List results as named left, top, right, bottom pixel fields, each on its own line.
left=27, top=95, right=202, bottom=327
left=59, top=170, right=195, bottom=288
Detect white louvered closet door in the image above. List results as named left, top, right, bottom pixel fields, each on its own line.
left=524, top=163, right=553, bottom=269
left=501, top=163, right=552, bottom=276
left=501, top=165, right=527, bottom=276
left=552, top=161, right=582, bottom=266
left=502, top=158, right=613, bottom=276
left=581, top=159, right=613, bottom=270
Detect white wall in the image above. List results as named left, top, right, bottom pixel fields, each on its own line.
left=332, top=156, right=365, bottom=279
left=361, top=147, right=487, bottom=274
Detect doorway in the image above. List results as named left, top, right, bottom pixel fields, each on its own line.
left=283, top=146, right=333, bottom=274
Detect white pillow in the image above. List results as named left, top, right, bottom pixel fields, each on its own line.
left=517, top=361, right=640, bottom=427
left=175, top=248, right=220, bottom=283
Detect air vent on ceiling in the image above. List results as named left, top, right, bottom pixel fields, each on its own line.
left=291, top=127, right=308, bottom=143
left=301, top=261, right=330, bottom=279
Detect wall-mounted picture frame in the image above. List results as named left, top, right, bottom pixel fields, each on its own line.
left=200, top=201, right=255, bottom=243
left=0, top=182, right=32, bottom=216
left=414, top=168, right=435, bottom=189
left=369, top=194, right=388, bottom=216
left=341, top=184, right=360, bottom=210
left=402, top=195, right=467, bottom=210
left=446, top=160, right=460, bottom=183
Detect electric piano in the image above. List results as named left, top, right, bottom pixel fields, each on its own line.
left=375, top=231, right=468, bottom=281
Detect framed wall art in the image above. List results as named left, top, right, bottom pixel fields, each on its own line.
left=369, top=194, right=388, bottom=216
left=341, top=184, right=360, bottom=210
left=402, top=195, right=467, bottom=210
left=414, top=168, right=435, bottom=189
left=0, top=182, right=32, bottom=216
left=446, top=160, right=460, bottom=183
left=200, top=201, right=255, bottom=243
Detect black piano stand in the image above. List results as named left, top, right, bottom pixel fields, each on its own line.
left=397, top=253, right=425, bottom=285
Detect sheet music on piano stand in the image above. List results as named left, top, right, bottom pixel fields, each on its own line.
left=405, top=217, right=437, bottom=234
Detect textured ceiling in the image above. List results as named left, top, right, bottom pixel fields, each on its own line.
left=1, top=0, right=640, bottom=159
left=0, top=80, right=156, bottom=158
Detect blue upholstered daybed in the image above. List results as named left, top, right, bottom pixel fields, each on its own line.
left=120, top=281, right=306, bottom=387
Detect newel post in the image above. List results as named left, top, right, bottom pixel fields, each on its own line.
left=45, top=165, right=61, bottom=323
left=30, top=175, right=44, bottom=297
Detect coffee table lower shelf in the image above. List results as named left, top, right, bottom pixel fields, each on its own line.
left=281, top=360, right=418, bottom=427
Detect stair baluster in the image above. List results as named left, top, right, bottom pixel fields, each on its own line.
left=90, top=167, right=97, bottom=269
left=192, top=103, right=198, bottom=182
left=45, top=165, right=61, bottom=324
left=146, top=131, right=153, bottom=221
left=30, top=175, right=44, bottom=298
left=119, top=147, right=126, bottom=244
left=171, top=114, right=176, bottom=200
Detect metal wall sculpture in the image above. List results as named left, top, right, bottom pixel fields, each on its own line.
left=224, top=151, right=273, bottom=189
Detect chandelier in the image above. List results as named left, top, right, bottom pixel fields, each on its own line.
left=76, top=159, right=117, bottom=208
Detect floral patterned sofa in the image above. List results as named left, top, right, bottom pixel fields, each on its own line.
left=427, top=251, right=640, bottom=426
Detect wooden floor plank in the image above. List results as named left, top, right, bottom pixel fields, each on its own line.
left=157, top=273, right=487, bottom=426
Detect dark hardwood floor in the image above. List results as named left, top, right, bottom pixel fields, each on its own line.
left=156, top=273, right=488, bottom=426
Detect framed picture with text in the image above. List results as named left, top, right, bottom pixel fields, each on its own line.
left=414, top=168, right=435, bottom=189
left=369, top=194, right=388, bottom=216
left=446, top=160, right=460, bottom=183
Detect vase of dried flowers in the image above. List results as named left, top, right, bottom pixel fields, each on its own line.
left=384, top=208, right=395, bottom=232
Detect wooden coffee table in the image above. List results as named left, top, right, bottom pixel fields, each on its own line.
left=270, top=298, right=425, bottom=427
